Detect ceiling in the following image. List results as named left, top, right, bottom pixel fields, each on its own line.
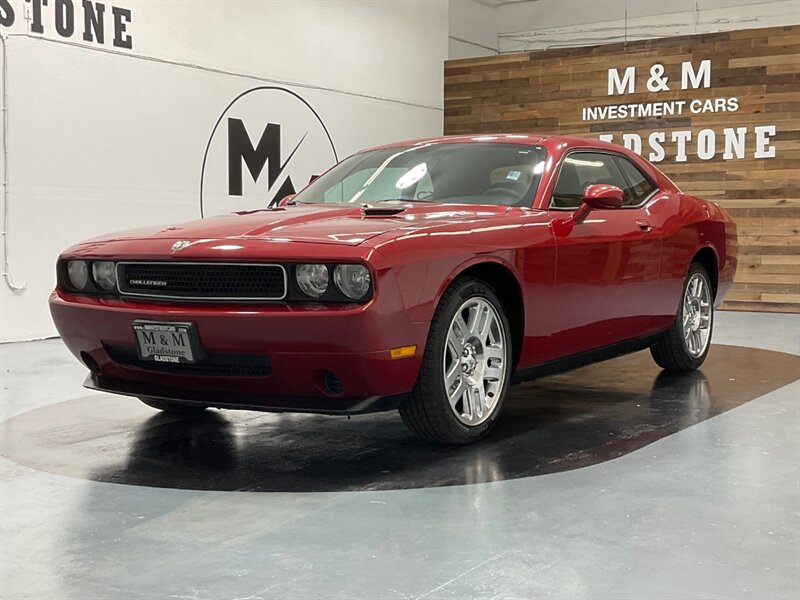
left=469, top=0, right=540, bottom=7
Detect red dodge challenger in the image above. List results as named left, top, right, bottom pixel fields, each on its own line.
left=50, top=134, right=737, bottom=444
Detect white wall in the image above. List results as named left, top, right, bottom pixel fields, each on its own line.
left=448, top=0, right=498, bottom=59
left=0, top=0, right=448, bottom=342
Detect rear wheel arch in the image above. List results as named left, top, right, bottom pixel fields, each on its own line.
left=691, top=246, right=719, bottom=300
left=651, top=261, right=714, bottom=371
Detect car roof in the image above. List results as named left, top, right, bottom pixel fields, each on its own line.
left=362, top=133, right=622, bottom=153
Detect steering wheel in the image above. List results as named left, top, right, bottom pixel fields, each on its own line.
left=481, top=183, right=523, bottom=198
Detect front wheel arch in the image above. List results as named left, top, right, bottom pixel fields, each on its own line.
left=400, top=275, right=514, bottom=444
left=443, top=261, right=524, bottom=371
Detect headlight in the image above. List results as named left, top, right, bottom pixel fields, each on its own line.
left=92, top=261, right=117, bottom=291
left=66, top=260, right=89, bottom=290
left=334, top=264, right=371, bottom=300
left=296, top=264, right=329, bottom=298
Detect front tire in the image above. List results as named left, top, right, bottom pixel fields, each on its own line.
left=137, top=396, right=209, bottom=415
left=400, top=277, right=512, bottom=444
left=650, top=262, right=714, bottom=371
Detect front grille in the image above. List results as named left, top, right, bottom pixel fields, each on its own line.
left=104, top=343, right=272, bottom=378
left=117, top=262, right=286, bottom=300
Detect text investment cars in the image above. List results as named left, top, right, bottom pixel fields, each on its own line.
left=50, top=135, right=737, bottom=444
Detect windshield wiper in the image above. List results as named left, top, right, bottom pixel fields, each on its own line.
left=291, top=198, right=433, bottom=206
left=372, top=198, right=432, bottom=203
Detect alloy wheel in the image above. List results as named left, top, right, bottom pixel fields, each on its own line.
left=442, top=297, right=508, bottom=426
left=682, top=272, right=712, bottom=358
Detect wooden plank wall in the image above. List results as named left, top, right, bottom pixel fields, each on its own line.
left=444, top=24, right=800, bottom=313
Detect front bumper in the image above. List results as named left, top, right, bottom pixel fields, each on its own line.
left=50, top=290, right=428, bottom=414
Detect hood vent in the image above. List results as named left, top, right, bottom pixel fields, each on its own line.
left=361, top=204, right=407, bottom=217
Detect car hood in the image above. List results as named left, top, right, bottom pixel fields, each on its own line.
left=81, top=203, right=514, bottom=247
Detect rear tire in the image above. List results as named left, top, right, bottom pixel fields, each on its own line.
left=137, top=396, right=208, bottom=415
left=399, top=276, right=513, bottom=444
left=650, top=262, right=714, bottom=372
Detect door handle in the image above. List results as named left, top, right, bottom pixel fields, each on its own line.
left=636, top=220, right=653, bottom=233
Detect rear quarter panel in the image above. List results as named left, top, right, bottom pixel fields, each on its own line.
left=656, top=194, right=738, bottom=330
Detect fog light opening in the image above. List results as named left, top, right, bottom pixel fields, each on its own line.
left=315, top=369, right=343, bottom=396
left=80, top=352, right=101, bottom=375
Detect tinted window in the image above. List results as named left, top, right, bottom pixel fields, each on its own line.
left=293, top=143, right=547, bottom=207
left=614, top=156, right=657, bottom=206
left=551, top=152, right=627, bottom=209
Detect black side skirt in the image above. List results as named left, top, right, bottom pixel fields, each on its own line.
left=511, top=331, right=666, bottom=384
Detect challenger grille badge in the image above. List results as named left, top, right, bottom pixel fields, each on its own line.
left=171, top=241, right=191, bottom=251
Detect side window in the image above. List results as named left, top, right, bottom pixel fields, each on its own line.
left=551, top=152, right=627, bottom=209
left=614, top=157, right=657, bottom=206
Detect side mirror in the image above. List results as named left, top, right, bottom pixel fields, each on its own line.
left=277, top=194, right=296, bottom=207
left=565, top=184, right=624, bottom=225
left=582, top=184, right=624, bottom=209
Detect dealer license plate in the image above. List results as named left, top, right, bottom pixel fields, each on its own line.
left=132, top=321, right=198, bottom=364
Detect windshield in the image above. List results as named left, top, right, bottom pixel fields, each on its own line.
left=292, top=142, right=547, bottom=207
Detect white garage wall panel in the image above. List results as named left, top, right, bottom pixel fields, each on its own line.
left=448, top=0, right=498, bottom=59
left=0, top=0, right=448, bottom=342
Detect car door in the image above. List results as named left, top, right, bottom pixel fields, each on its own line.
left=547, top=150, right=663, bottom=357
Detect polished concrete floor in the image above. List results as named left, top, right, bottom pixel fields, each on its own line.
left=1, top=311, right=799, bottom=599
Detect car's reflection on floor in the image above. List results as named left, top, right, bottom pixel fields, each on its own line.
left=2, top=345, right=798, bottom=492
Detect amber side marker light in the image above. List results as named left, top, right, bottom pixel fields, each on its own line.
left=390, top=345, right=417, bottom=359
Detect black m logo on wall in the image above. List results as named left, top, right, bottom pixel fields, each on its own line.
left=227, top=118, right=306, bottom=203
